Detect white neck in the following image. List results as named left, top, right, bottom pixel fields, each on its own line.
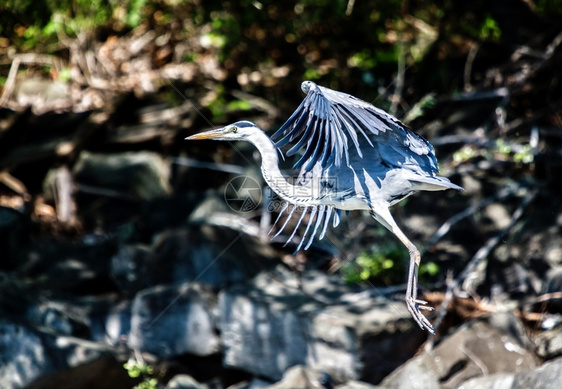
left=248, top=131, right=316, bottom=206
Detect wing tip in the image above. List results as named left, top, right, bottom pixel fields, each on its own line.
left=301, top=80, right=316, bottom=95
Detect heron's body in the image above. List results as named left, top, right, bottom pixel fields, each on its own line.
left=187, top=81, right=462, bottom=333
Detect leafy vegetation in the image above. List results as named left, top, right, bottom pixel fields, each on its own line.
left=342, top=242, right=440, bottom=286
left=123, top=359, right=158, bottom=389
left=453, top=140, right=534, bottom=165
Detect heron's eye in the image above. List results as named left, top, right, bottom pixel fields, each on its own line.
left=231, top=126, right=238, bottom=133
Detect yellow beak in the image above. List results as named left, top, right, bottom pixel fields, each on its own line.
left=185, top=128, right=225, bottom=140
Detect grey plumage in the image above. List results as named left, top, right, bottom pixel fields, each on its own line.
left=187, top=81, right=463, bottom=333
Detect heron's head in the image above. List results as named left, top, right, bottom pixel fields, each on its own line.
left=186, top=120, right=261, bottom=142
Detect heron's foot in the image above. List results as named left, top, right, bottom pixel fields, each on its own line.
left=406, top=296, right=435, bottom=334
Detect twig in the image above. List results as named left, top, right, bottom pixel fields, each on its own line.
left=463, top=42, right=479, bottom=92
left=74, top=184, right=140, bottom=201
left=429, top=134, right=486, bottom=147
left=451, top=87, right=510, bottom=102
left=0, top=170, right=29, bottom=197
left=460, top=344, right=489, bottom=375
left=345, top=0, right=356, bottom=16
left=533, top=292, right=562, bottom=304
left=53, top=166, right=76, bottom=224
left=545, top=30, right=562, bottom=56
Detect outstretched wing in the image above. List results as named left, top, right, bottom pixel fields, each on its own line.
left=271, top=81, right=439, bottom=176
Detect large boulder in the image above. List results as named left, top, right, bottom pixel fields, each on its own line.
left=128, top=282, right=219, bottom=357
left=378, top=312, right=538, bottom=389
left=458, top=356, right=562, bottom=389
left=0, top=319, right=105, bottom=389
left=219, top=267, right=425, bottom=383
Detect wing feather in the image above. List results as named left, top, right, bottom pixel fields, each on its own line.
left=295, top=206, right=317, bottom=252
left=287, top=115, right=317, bottom=156
left=273, top=204, right=297, bottom=238
left=284, top=206, right=309, bottom=247
left=305, top=204, right=326, bottom=250
left=269, top=201, right=289, bottom=234
left=319, top=206, right=333, bottom=240
left=271, top=81, right=439, bottom=176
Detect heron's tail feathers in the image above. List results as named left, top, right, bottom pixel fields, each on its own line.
left=408, top=175, right=463, bottom=192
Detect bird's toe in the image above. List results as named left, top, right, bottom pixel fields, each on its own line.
left=406, top=296, right=435, bottom=334
left=413, top=298, right=435, bottom=311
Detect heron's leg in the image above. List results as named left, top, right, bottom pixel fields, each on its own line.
left=370, top=204, right=434, bottom=333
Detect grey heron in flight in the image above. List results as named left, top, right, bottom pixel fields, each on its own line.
left=187, top=81, right=462, bottom=333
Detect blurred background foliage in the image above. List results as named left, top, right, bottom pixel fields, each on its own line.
left=2, top=0, right=562, bottom=111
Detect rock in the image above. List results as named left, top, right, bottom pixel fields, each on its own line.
left=139, top=193, right=199, bottom=234
left=219, top=267, right=425, bottom=383
left=544, top=267, right=562, bottom=294
left=228, top=378, right=273, bottom=389
left=0, top=319, right=55, bottom=388
left=264, top=365, right=332, bottom=389
left=457, top=373, right=514, bottom=389
left=17, top=235, right=116, bottom=292
left=73, top=151, right=171, bottom=200
left=0, top=319, right=106, bottom=389
left=458, top=356, right=562, bottom=389
left=149, top=223, right=277, bottom=288
left=24, top=356, right=135, bottom=389
left=110, top=221, right=277, bottom=295
left=534, top=325, right=562, bottom=360
left=379, top=312, right=538, bottom=389
left=103, top=300, right=133, bottom=346
left=542, top=267, right=562, bottom=312
left=336, top=381, right=378, bottom=389
left=263, top=365, right=377, bottom=389
left=129, top=282, right=219, bottom=357
left=165, top=374, right=205, bottom=389
left=377, top=354, right=439, bottom=389
left=0, top=206, right=26, bottom=268
left=15, top=78, right=70, bottom=107
left=110, top=244, right=154, bottom=296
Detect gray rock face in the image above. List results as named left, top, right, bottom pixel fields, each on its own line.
left=219, top=268, right=425, bottom=382
left=336, top=381, right=379, bottom=389
left=110, top=222, right=278, bottom=295
left=15, top=79, right=70, bottom=107
left=458, top=356, right=562, bottom=389
left=0, top=206, right=25, bottom=266
left=0, top=319, right=104, bottom=389
left=0, top=320, right=54, bottom=389
left=104, top=300, right=133, bottom=346
left=150, top=224, right=277, bottom=288
left=129, top=282, right=219, bottom=357
left=165, top=374, right=205, bottom=389
left=73, top=151, right=171, bottom=200
left=379, top=312, right=538, bottom=389
left=264, top=365, right=332, bottom=389
left=253, top=365, right=378, bottom=389
left=110, top=244, right=154, bottom=296
left=534, top=325, right=562, bottom=360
